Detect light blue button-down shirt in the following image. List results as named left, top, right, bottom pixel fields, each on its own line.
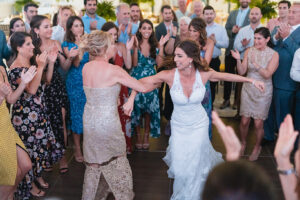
left=206, top=22, right=229, bottom=58
left=82, top=13, right=106, bottom=34
left=115, top=21, right=138, bottom=44
left=234, top=24, right=262, bottom=59
left=236, top=7, right=250, bottom=27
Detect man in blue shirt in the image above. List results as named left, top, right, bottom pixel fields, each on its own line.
left=203, top=5, right=229, bottom=103
left=115, top=3, right=138, bottom=44
left=82, top=0, right=106, bottom=34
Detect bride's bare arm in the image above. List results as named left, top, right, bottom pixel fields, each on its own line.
left=207, top=69, right=265, bottom=92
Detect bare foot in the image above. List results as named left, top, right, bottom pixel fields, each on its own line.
left=74, top=147, right=84, bottom=163
left=249, top=146, right=262, bottom=161
left=30, top=183, right=45, bottom=197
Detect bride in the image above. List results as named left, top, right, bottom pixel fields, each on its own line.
left=123, top=40, right=265, bottom=199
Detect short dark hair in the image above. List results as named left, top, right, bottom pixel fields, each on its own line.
left=24, top=2, right=38, bottom=12
left=130, top=2, right=139, bottom=8
left=203, top=5, right=215, bottom=14
left=203, top=160, right=276, bottom=200
left=84, top=0, right=98, bottom=6
left=161, top=5, right=172, bottom=13
left=278, top=0, right=291, bottom=8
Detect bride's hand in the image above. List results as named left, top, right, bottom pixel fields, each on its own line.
left=123, top=99, right=134, bottom=116
left=212, top=111, right=241, bottom=161
left=252, top=80, right=265, bottom=93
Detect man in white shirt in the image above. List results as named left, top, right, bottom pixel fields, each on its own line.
left=175, top=0, right=190, bottom=20
left=130, top=3, right=142, bottom=26
left=23, top=2, right=38, bottom=32
left=203, top=5, right=229, bottom=103
left=234, top=7, right=262, bottom=59
left=51, top=6, right=75, bottom=44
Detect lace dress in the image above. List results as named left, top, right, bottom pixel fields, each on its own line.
left=130, top=49, right=160, bottom=138
left=82, top=84, right=134, bottom=200
left=163, top=69, right=223, bottom=200
left=240, top=47, right=275, bottom=120
left=9, top=67, right=64, bottom=199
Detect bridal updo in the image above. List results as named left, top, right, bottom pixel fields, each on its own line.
left=80, top=30, right=112, bottom=57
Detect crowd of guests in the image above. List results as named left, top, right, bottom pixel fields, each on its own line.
left=0, top=0, right=299, bottom=199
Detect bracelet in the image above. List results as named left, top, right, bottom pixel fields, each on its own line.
left=171, top=35, right=176, bottom=39
left=277, top=166, right=296, bottom=175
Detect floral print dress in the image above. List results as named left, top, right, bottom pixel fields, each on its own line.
left=130, top=49, right=160, bottom=138
left=9, top=67, right=64, bottom=200
left=44, top=59, right=69, bottom=155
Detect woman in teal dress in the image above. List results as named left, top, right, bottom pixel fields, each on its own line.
left=130, top=19, right=165, bottom=149
left=62, top=16, right=89, bottom=162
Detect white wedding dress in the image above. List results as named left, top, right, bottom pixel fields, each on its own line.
left=163, top=69, right=223, bottom=200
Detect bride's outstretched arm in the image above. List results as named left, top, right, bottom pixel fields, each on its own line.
left=208, top=69, right=265, bottom=92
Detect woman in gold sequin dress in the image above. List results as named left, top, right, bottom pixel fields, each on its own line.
left=231, top=27, right=279, bottom=161
left=80, top=31, right=150, bottom=200
left=0, top=63, right=36, bottom=199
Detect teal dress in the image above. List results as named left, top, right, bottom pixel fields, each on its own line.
left=130, top=50, right=160, bottom=138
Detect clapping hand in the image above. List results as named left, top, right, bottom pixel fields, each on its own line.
left=230, top=49, right=241, bottom=60
left=69, top=46, right=79, bottom=59
left=212, top=111, right=241, bottom=161
left=232, top=25, right=240, bottom=34
left=48, top=45, right=58, bottom=64
left=90, top=20, right=97, bottom=30
left=241, top=38, right=251, bottom=47
left=274, top=114, right=298, bottom=166
left=20, top=66, right=37, bottom=85
left=126, top=36, right=135, bottom=50
left=278, top=23, right=290, bottom=40
left=209, top=34, right=216, bottom=44
left=36, top=51, right=48, bottom=69
left=159, top=34, right=170, bottom=48
left=0, top=82, right=11, bottom=98
left=171, top=24, right=178, bottom=36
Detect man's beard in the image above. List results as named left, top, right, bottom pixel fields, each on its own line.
left=241, top=2, right=249, bottom=8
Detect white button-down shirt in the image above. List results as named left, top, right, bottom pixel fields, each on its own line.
left=234, top=24, right=262, bottom=59
left=206, top=22, right=229, bottom=58
left=290, top=48, right=300, bottom=82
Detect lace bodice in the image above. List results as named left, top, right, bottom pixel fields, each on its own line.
left=170, top=69, right=208, bottom=127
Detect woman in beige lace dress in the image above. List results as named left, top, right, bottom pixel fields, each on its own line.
left=80, top=31, right=149, bottom=200
left=231, top=27, right=279, bottom=161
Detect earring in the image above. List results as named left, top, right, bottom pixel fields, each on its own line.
left=37, top=33, right=39, bottom=39
left=189, top=61, right=192, bottom=68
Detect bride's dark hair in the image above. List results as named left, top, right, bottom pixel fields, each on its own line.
left=160, top=39, right=209, bottom=71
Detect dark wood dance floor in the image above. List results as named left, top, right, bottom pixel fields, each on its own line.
left=39, top=85, right=285, bottom=200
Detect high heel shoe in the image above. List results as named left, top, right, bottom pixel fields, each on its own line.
left=135, top=134, right=143, bottom=150
left=142, top=133, right=150, bottom=150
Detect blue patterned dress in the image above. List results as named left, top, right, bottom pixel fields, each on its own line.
left=200, top=50, right=212, bottom=139
left=62, top=41, right=89, bottom=134
left=130, top=49, right=160, bottom=138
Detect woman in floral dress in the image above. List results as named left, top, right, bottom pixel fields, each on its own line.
left=30, top=15, right=74, bottom=169
left=130, top=19, right=165, bottom=149
left=9, top=32, right=64, bottom=199
left=101, top=21, right=134, bottom=153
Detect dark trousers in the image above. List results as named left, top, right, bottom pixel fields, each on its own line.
left=209, top=57, right=221, bottom=103
left=264, top=88, right=296, bottom=141
left=224, top=53, right=237, bottom=101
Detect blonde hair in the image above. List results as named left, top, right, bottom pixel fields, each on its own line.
left=80, top=30, right=112, bottom=57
